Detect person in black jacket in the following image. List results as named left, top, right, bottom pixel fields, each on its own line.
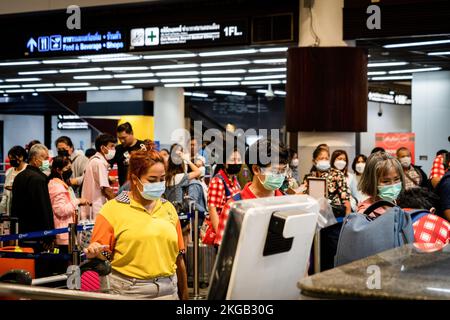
left=396, top=147, right=428, bottom=190
left=11, top=144, right=56, bottom=278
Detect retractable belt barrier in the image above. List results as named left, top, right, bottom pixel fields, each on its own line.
left=0, top=224, right=94, bottom=242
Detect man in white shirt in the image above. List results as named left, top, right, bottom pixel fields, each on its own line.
left=81, top=133, right=117, bottom=220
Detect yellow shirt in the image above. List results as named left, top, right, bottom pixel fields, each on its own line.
left=91, top=191, right=184, bottom=279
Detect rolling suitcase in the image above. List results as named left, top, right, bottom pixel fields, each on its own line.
left=186, top=243, right=216, bottom=287
left=0, top=215, right=35, bottom=279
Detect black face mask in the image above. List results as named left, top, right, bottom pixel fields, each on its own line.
left=62, top=169, right=73, bottom=182
left=226, top=164, right=242, bottom=175
left=10, top=159, right=20, bottom=168
left=58, top=149, right=69, bottom=157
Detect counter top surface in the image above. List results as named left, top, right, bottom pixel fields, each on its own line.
left=299, top=243, right=450, bottom=300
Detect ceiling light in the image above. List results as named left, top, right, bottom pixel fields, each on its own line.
left=104, top=66, right=149, bottom=71
left=67, top=87, right=99, bottom=91
left=200, top=61, right=250, bottom=67
left=155, top=71, right=199, bottom=77
left=427, top=51, right=450, bottom=56
left=200, top=69, right=247, bottom=75
left=274, top=90, right=286, bottom=95
left=244, top=74, right=286, bottom=80
left=371, top=75, right=413, bottom=81
left=5, top=78, right=41, bottom=82
left=74, top=75, right=113, bottom=80
left=214, top=90, right=231, bottom=95
left=22, top=83, right=54, bottom=88
left=241, top=80, right=282, bottom=85
left=185, top=92, right=208, bottom=98
left=161, top=78, right=200, bottom=83
left=36, top=88, right=67, bottom=92
left=100, top=85, right=135, bottom=90
left=383, top=39, right=450, bottom=48
left=121, top=79, right=159, bottom=84
left=259, top=47, right=288, bottom=53
left=388, top=67, right=442, bottom=74
left=0, top=85, right=21, bottom=89
left=150, top=63, right=198, bottom=70
left=143, top=53, right=197, bottom=60
left=368, top=71, right=387, bottom=76
left=0, top=61, right=41, bottom=66
left=201, top=77, right=243, bottom=82
left=5, top=89, right=35, bottom=93
left=91, top=56, right=141, bottom=63
left=248, top=68, right=286, bottom=73
left=231, top=91, right=247, bottom=96
left=256, top=89, right=268, bottom=94
left=164, top=83, right=197, bottom=87
left=214, top=90, right=246, bottom=96
left=199, top=49, right=258, bottom=57
left=80, top=53, right=134, bottom=59
left=18, top=70, right=58, bottom=75
left=42, top=59, right=89, bottom=64
left=368, top=62, right=408, bottom=67
left=201, top=82, right=240, bottom=86
left=253, top=58, right=287, bottom=64
left=113, top=73, right=155, bottom=78
left=32, top=92, right=38, bottom=96
left=55, top=82, right=91, bottom=87
left=59, top=67, right=103, bottom=73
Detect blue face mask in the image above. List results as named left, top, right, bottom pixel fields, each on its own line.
left=377, top=182, right=402, bottom=202
left=138, top=178, right=165, bottom=201
left=259, top=173, right=286, bottom=191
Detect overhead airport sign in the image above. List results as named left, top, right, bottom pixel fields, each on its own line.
left=25, top=30, right=125, bottom=56
left=57, top=115, right=89, bottom=130
left=129, top=21, right=248, bottom=50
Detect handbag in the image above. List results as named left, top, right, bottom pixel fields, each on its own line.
left=200, top=217, right=216, bottom=245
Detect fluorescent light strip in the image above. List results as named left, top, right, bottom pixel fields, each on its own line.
left=55, top=82, right=91, bottom=87
left=200, top=69, right=247, bottom=75
left=201, top=61, right=250, bottom=68
left=59, top=67, right=103, bottom=73
left=201, top=77, right=243, bottom=82
left=428, top=51, right=450, bottom=56
left=248, top=68, right=286, bottom=73
left=42, top=59, right=89, bottom=64
left=259, top=47, right=288, bottom=53
left=0, top=85, right=21, bottom=89
left=104, top=66, right=149, bottom=71
left=100, top=85, right=134, bottom=90
left=368, top=62, right=408, bottom=67
left=67, top=87, right=99, bottom=91
left=74, top=75, right=113, bottom=80
left=215, top=90, right=231, bottom=94
left=18, top=70, right=58, bottom=75
left=5, top=89, right=35, bottom=93
left=199, top=49, right=258, bottom=57
left=388, top=67, right=442, bottom=74
left=155, top=71, right=199, bottom=77
left=244, top=74, right=286, bottom=80
left=201, top=82, right=240, bottom=86
left=241, top=80, right=282, bottom=85
left=150, top=63, right=198, bottom=70
left=80, top=53, right=134, bottom=59
left=384, top=39, right=450, bottom=49
left=274, top=90, right=286, bottom=95
left=164, top=83, right=197, bottom=87
left=90, top=56, right=142, bottom=62
left=214, top=90, right=246, bottom=96
left=161, top=78, right=200, bottom=83
left=371, top=75, right=413, bottom=81
left=121, top=79, right=159, bottom=84
left=253, top=58, right=287, bottom=64
left=22, top=83, right=54, bottom=88
left=368, top=71, right=387, bottom=76
left=5, top=78, right=41, bottom=82
left=143, top=53, right=197, bottom=60
left=36, top=88, right=67, bottom=92
left=0, top=61, right=41, bottom=66
left=113, top=73, right=155, bottom=78
left=184, top=92, right=208, bottom=98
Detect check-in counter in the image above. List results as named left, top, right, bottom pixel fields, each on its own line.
left=299, top=243, right=450, bottom=300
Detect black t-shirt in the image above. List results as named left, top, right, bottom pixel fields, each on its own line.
left=112, top=140, right=145, bottom=186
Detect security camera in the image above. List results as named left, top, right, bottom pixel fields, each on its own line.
left=265, top=84, right=275, bottom=101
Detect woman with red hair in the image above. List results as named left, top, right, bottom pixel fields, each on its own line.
left=84, top=149, right=188, bottom=300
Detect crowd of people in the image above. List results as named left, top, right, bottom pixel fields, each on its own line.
left=1, top=122, right=449, bottom=299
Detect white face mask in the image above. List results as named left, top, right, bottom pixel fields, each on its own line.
left=291, top=159, right=299, bottom=167
left=334, top=160, right=347, bottom=171
left=400, top=156, right=411, bottom=168
left=315, top=160, right=330, bottom=172
left=355, top=163, right=365, bottom=174
left=104, top=147, right=116, bottom=161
